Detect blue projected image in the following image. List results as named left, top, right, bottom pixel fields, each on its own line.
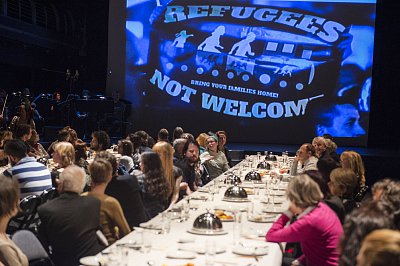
left=126, top=0, right=376, bottom=145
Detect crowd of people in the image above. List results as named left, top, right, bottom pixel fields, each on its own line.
left=0, top=122, right=398, bottom=266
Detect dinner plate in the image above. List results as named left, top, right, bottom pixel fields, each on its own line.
left=271, top=191, right=286, bottom=196
left=79, top=256, right=100, bottom=266
left=260, top=198, right=285, bottom=204
left=187, top=228, right=228, bottom=236
left=248, top=215, right=276, bottom=223
left=222, top=197, right=250, bottom=203
left=139, top=222, right=162, bottom=230
left=179, top=244, right=226, bottom=254
left=166, top=250, right=197, bottom=259
left=197, top=187, right=209, bottom=193
left=263, top=207, right=285, bottom=214
left=190, top=195, right=209, bottom=200
left=232, top=242, right=269, bottom=256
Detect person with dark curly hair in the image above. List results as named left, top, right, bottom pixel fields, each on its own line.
left=90, top=130, right=110, bottom=152
left=136, top=151, right=170, bottom=218
left=339, top=200, right=396, bottom=266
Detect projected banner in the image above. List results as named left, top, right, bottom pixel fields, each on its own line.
left=126, top=0, right=376, bottom=145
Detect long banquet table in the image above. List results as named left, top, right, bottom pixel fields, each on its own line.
left=86, top=155, right=291, bottom=266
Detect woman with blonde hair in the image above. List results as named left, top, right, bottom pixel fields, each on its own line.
left=340, top=150, right=368, bottom=201
left=52, top=142, right=75, bottom=168
left=51, top=141, right=75, bottom=188
left=195, top=133, right=209, bottom=154
left=266, top=174, right=343, bottom=266
left=152, top=141, right=182, bottom=208
left=356, top=229, right=400, bottom=266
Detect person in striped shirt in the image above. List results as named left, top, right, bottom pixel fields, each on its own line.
left=2, top=139, right=52, bottom=198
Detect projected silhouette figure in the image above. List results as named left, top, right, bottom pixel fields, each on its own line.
left=198, top=26, right=225, bottom=53
left=229, top=32, right=256, bottom=57
left=172, top=30, right=193, bottom=48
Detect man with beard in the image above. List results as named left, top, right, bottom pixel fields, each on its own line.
left=174, top=139, right=200, bottom=199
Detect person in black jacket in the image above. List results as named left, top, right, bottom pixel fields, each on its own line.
left=97, top=151, right=149, bottom=228
left=37, top=165, right=105, bottom=266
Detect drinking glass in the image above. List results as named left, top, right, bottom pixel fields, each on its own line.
left=205, top=239, right=216, bottom=266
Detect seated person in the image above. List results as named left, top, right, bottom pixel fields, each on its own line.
left=290, top=143, right=318, bottom=176
left=83, top=159, right=131, bottom=244
left=97, top=151, right=149, bottom=228
left=136, top=151, right=170, bottom=219
left=266, top=174, right=343, bottom=266
left=339, top=200, right=396, bottom=266
left=51, top=141, right=75, bottom=187
left=47, top=129, right=70, bottom=156
left=0, top=176, right=28, bottom=266
left=340, top=150, right=369, bottom=202
left=356, top=229, right=400, bottom=266
left=328, top=168, right=358, bottom=214
left=27, top=129, right=48, bottom=158
left=3, top=139, right=52, bottom=198
left=37, top=165, right=105, bottom=266
left=200, top=134, right=229, bottom=182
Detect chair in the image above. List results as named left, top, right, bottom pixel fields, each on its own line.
left=11, top=229, right=54, bottom=266
left=7, top=195, right=42, bottom=234
left=40, top=187, right=58, bottom=204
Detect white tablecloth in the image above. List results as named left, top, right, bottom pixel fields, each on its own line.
left=91, top=155, right=289, bottom=266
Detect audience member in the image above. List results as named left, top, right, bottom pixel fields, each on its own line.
left=90, top=130, right=110, bottom=152
left=329, top=168, right=358, bottom=214
left=174, top=139, right=200, bottom=198
left=3, top=139, right=52, bottom=198
left=0, top=131, right=12, bottom=166
left=290, top=143, right=318, bottom=176
left=317, top=156, right=341, bottom=183
left=340, top=150, right=369, bottom=202
left=305, top=170, right=346, bottom=224
left=84, top=159, right=131, bottom=244
left=266, top=174, right=343, bottom=266
left=47, top=129, right=70, bottom=156
left=130, top=131, right=152, bottom=166
left=97, top=151, right=148, bottom=228
left=27, top=129, right=48, bottom=158
left=216, top=130, right=233, bottom=167
left=157, top=128, right=169, bottom=143
left=180, top=132, right=194, bottom=141
left=117, top=139, right=134, bottom=173
left=38, top=165, right=105, bottom=266
left=356, top=229, right=400, bottom=266
left=0, top=176, right=28, bottom=266
left=51, top=141, right=75, bottom=188
left=339, top=200, right=396, bottom=266
left=195, top=132, right=209, bottom=154
left=172, top=138, right=187, bottom=163
left=153, top=141, right=183, bottom=208
left=14, top=124, right=34, bottom=156
left=136, top=151, right=170, bottom=218
left=200, top=134, right=229, bottom=182
left=172, top=126, right=184, bottom=141
left=312, top=136, right=340, bottom=163
left=74, top=139, right=89, bottom=171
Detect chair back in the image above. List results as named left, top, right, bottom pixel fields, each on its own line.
left=11, top=229, right=54, bottom=266
left=40, top=187, right=57, bottom=203
left=7, top=195, right=42, bottom=234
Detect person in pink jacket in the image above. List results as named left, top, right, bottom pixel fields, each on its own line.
left=266, top=174, right=343, bottom=266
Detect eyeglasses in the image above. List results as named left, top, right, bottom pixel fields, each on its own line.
left=206, top=140, right=216, bottom=144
